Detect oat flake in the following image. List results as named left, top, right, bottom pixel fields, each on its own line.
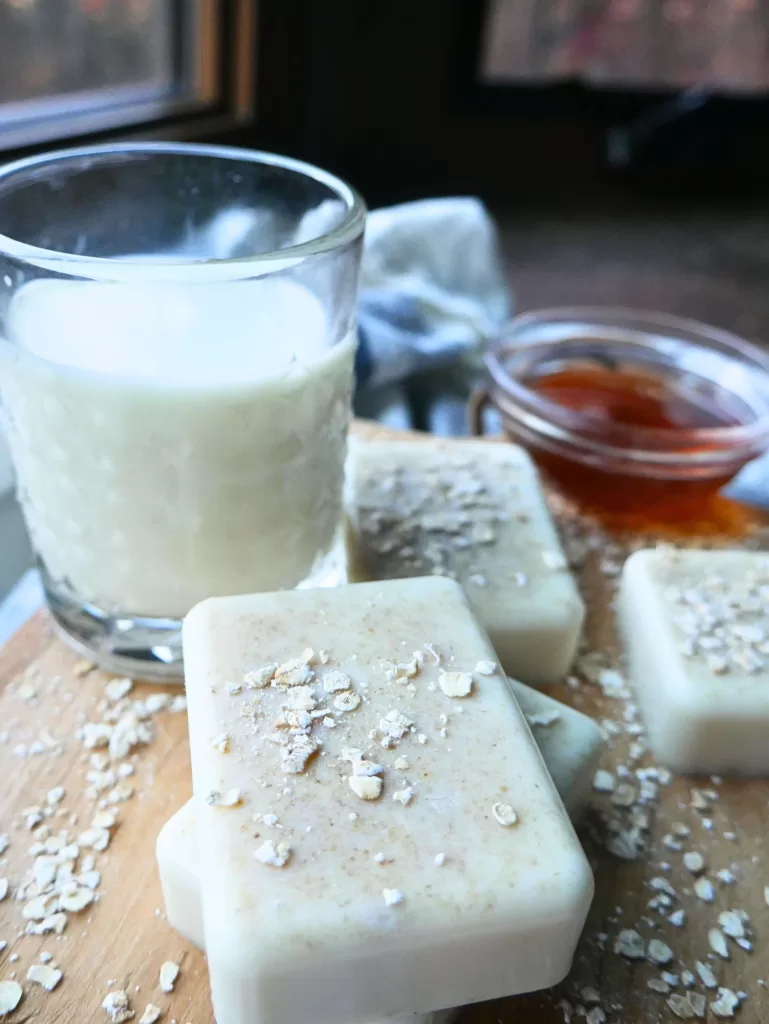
left=438, top=671, right=473, bottom=698
left=0, top=982, right=22, bottom=1016
left=382, top=888, right=404, bottom=906
left=139, top=1005, right=162, bottom=1024
left=27, top=963, right=62, bottom=991
left=491, top=802, right=518, bottom=827
left=709, top=928, right=730, bottom=960
left=254, top=841, right=292, bottom=868
left=158, top=962, right=179, bottom=994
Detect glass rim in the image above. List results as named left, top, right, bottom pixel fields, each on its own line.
left=485, top=305, right=769, bottom=464
left=0, top=141, right=366, bottom=279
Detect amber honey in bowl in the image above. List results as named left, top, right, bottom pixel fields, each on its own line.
left=480, top=309, right=769, bottom=535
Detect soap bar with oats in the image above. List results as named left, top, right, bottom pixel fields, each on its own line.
left=620, top=548, right=769, bottom=775
left=157, top=681, right=601, bottom=953
left=183, top=577, right=593, bottom=1024
left=346, top=439, right=584, bottom=686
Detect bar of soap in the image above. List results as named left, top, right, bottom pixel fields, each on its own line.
left=509, top=680, right=603, bottom=818
left=156, top=681, right=601, bottom=957
left=183, top=577, right=593, bottom=1024
left=156, top=803, right=457, bottom=1024
left=346, top=439, right=584, bottom=685
left=620, top=547, right=769, bottom=775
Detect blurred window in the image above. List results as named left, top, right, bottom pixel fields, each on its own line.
left=481, top=0, right=769, bottom=94
left=0, top=0, right=253, bottom=150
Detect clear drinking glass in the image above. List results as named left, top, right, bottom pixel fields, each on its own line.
left=0, top=142, right=366, bottom=680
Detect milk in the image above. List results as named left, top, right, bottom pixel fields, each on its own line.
left=0, top=277, right=354, bottom=618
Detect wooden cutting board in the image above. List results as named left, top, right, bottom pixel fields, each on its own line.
left=1, top=422, right=767, bottom=1024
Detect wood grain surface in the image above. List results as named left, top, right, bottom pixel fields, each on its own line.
left=1, top=422, right=767, bottom=1024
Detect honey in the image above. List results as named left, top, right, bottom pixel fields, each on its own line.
left=526, top=363, right=754, bottom=535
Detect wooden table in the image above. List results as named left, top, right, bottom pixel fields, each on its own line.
left=1, top=423, right=767, bottom=1024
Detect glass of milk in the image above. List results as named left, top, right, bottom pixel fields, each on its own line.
left=0, top=143, right=365, bottom=680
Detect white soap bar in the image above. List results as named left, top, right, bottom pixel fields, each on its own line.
left=156, top=682, right=601, bottom=956
left=346, top=440, right=584, bottom=685
left=183, top=578, right=593, bottom=1024
left=508, top=680, right=603, bottom=818
left=620, top=547, right=769, bottom=775
left=156, top=808, right=457, bottom=1024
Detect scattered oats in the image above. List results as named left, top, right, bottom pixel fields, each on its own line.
left=144, top=693, right=170, bottom=714
left=438, top=671, right=473, bottom=698
left=718, top=910, right=746, bottom=939
left=717, top=869, right=737, bottom=885
left=281, top=735, right=319, bottom=774
left=723, top=830, right=736, bottom=841
left=139, top=1006, right=162, bottom=1024
left=27, top=963, right=62, bottom=990
left=392, top=786, right=415, bottom=806
left=103, top=989, right=134, bottom=1023
left=206, top=789, right=242, bottom=808
left=736, top=937, right=753, bottom=952
left=0, top=880, right=7, bottom=902
left=474, top=660, right=497, bottom=676
left=38, top=953, right=52, bottom=964
left=244, top=666, right=276, bottom=689
left=25, top=809, right=43, bottom=830
left=614, top=929, right=645, bottom=959
left=273, top=655, right=314, bottom=687
left=585, top=1009, right=605, bottom=1024
left=417, top=733, right=427, bottom=744
left=93, top=808, right=118, bottom=829
left=683, top=851, right=706, bottom=874
left=468, top=574, right=487, bottom=587
left=255, top=840, right=292, bottom=867
left=711, top=988, right=740, bottom=1018
left=612, top=783, right=637, bottom=808
left=667, top=993, right=704, bottom=1019
left=690, top=789, right=710, bottom=811
left=662, top=834, right=682, bottom=852
left=580, top=988, right=600, bottom=1005
left=0, top=836, right=8, bottom=856
left=158, top=962, right=179, bottom=994
left=669, top=909, right=686, bottom=927
left=695, top=961, right=718, bottom=989
left=23, top=893, right=59, bottom=920
left=349, top=776, right=383, bottom=801
left=394, top=756, right=409, bottom=771
left=694, top=877, right=715, bottom=902
left=764, top=886, right=769, bottom=907
left=322, top=671, right=351, bottom=693
left=434, top=853, right=445, bottom=867
left=663, top=972, right=681, bottom=987
left=210, top=733, right=230, bottom=754
left=709, top=928, right=730, bottom=959
left=45, top=787, right=65, bottom=806
left=382, top=888, right=404, bottom=907
left=226, top=683, right=242, bottom=695
left=592, top=770, right=615, bottom=793
left=491, top=802, right=518, bottom=827
left=105, top=677, right=133, bottom=702
left=169, top=695, right=186, bottom=712
left=334, top=692, right=361, bottom=712
left=650, top=876, right=677, bottom=897
left=60, top=886, right=94, bottom=912
left=0, top=981, right=22, bottom=1016
left=647, top=939, right=674, bottom=966
left=79, top=870, right=101, bottom=889
left=648, top=978, right=671, bottom=994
